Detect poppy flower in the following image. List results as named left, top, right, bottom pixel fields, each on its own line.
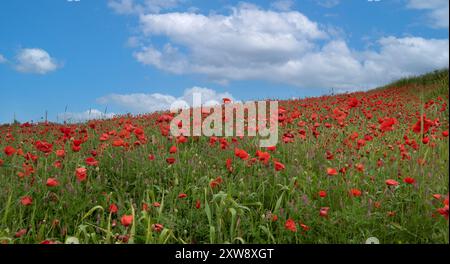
left=178, top=193, right=187, bottom=199
left=20, top=196, right=33, bottom=206
left=350, top=189, right=362, bottom=197
left=169, top=146, right=177, bottom=154
left=300, top=223, right=310, bottom=231
left=46, top=178, right=59, bottom=187
left=40, top=240, right=58, bottom=244
left=223, top=98, right=231, bottom=104
left=35, top=140, right=53, bottom=154
left=355, top=163, right=364, bottom=172
left=285, top=218, right=297, bottom=232
left=15, top=229, right=27, bottom=238
left=166, top=157, right=176, bottom=164
left=4, top=146, right=16, bottom=156
left=403, top=177, right=415, bottom=184
left=153, top=202, right=161, bottom=207
left=433, top=194, right=442, bottom=200
left=234, top=148, right=249, bottom=160
left=195, top=200, right=201, bottom=209
left=266, top=146, right=277, bottom=151
left=226, top=158, right=233, bottom=173
left=385, top=179, right=399, bottom=186
left=319, top=207, right=330, bottom=217
left=120, top=215, right=133, bottom=227
left=326, top=168, right=338, bottom=176
left=318, top=190, right=327, bottom=198
left=274, top=161, right=285, bottom=171
left=272, top=214, right=278, bottom=222
left=109, top=204, right=118, bottom=214
left=210, top=176, right=223, bottom=188
left=443, top=131, right=449, bottom=137
left=148, top=154, right=155, bottom=161
left=142, top=203, right=149, bottom=212
left=152, top=223, right=164, bottom=232
left=85, top=157, right=98, bottom=166
left=0, top=159, right=3, bottom=166
left=75, top=167, right=87, bottom=182
left=55, top=149, right=65, bottom=158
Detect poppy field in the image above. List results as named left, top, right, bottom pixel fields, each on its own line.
left=0, top=70, right=448, bottom=244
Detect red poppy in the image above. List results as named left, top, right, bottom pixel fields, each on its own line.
left=195, top=199, right=201, bottom=209
left=433, top=194, right=442, bottom=200
left=385, top=179, right=399, bottom=186
left=318, top=190, right=327, bottom=198
left=142, top=203, right=149, bottom=211
left=0, top=159, right=3, bottom=167
left=56, top=149, right=65, bottom=158
left=272, top=214, right=278, bottom=222
left=274, top=161, right=285, bottom=171
left=46, top=178, right=59, bottom=187
left=355, top=163, right=364, bottom=172
left=285, top=218, right=297, bottom=232
left=169, top=145, right=177, bottom=154
left=226, top=158, right=233, bottom=173
left=4, top=146, right=16, bottom=156
left=166, top=157, right=176, bottom=164
left=266, top=146, right=277, bottom=151
left=75, top=167, right=87, bottom=182
left=35, top=140, right=53, bottom=154
left=15, top=229, right=27, bottom=238
left=234, top=148, right=249, bottom=160
left=326, top=168, right=338, bottom=176
left=300, top=223, right=310, bottom=231
left=148, top=154, right=155, bottom=161
left=403, top=177, right=415, bottom=184
left=319, top=207, right=330, bottom=217
left=152, top=223, right=164, bottom=232
left=120, top=215, right=133, bottom=227
left=85, top=157, right=98, bottom=166
left=20, top=196, right=33, bottom=206
left=178, top=193, right=187, bottom=199
left=210, top=176, right=223, bottom=188
left=109, top=204, right=118, bottom=214
left=350, top=188, right=362, bottom=197
left=153, top=202, right=161, bottom=207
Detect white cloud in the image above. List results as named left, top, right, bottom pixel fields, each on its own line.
left=108, top=0, right=181, bottom=14
left=97, top=87, right=235, bottom=113
left=407, top=0, right=449, bottom=28
left=0, top=54, right=6, bottom=63
left=270, top=0, right=294, bottom=11
left=15, top=48, right=60, bottom=74
left=129, top=4, right=448, bottom=90
left=316, top=0, right=340, bottom=8
left=57, top=109, right=115, bottom=123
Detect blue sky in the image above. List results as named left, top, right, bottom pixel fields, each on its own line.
left=0, top=0, right=448, bottom=123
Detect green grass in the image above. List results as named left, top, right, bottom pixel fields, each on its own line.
left=0, top=70, right=448, bottom=244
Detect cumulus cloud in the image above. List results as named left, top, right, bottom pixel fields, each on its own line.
left=270, top=0, right=294, bottom=11
left=0, top=54, right=6, bottom=63
left=407, top=0, right=449, bottom=28
left=108, top=0, right=181, bottom=14
left=57, top=109, right=115, bottom=123
left=130, top=4, right=448, bottom=90
left=97, top=87, right=235, bottom=113
left=15, top=48, right=60, bottom=74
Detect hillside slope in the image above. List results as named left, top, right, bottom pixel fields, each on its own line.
left=0, top=69, right=448, bottom=244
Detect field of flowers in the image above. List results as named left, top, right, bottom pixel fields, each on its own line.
left=0, top=70, right=448, bottom=244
